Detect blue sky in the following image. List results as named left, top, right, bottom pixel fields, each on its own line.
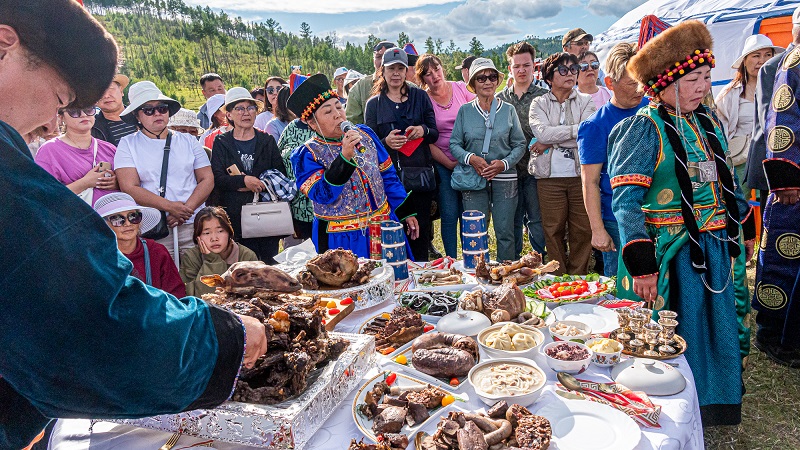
left=184, top=0, right=648, bottom=49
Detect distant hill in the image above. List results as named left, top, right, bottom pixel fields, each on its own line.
left=485, top=36, right=565, bottom=61
left=85, top=0, right=557, bottom=109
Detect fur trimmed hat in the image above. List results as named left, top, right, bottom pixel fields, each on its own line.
left=628, top=20, right=715, bottom=96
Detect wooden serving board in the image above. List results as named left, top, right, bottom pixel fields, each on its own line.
left=317, top=296, right=356, bottom=331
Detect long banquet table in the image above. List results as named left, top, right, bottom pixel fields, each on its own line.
left=50, top=298, right=705, bottom=450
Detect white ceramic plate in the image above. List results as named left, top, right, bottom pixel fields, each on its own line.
left=536, top=399, right=641, bottom=450
left=552, top=303, right=620, bottom=335
left=452, top=259, right=498, bottom=274
left=410, top=269, right=478, bottom=292
left=352, top=371, right=457, bottom=443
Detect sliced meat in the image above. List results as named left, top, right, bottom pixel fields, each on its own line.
left=372, top=406, right=407, bottom=434
left=457, top=420, right=488, bottom=450
left=487, top=400, right=509, bottom=419
left=406, top=401, right=430, bottom=427
left=515, top=415, right=552, bottom=450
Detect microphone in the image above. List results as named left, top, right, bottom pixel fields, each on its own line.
left=340, top=121, right=367, bottom=153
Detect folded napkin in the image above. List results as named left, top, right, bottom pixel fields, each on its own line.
left=597, top=298, right=645, bottom=310
left=556, top=378, right=662, bottom=428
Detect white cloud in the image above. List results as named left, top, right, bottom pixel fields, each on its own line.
left=336, top=0, right=562, bottom=46
left=587, top=0, right=647, bottom=17
left=546, top=27, right=569, bottom=34
left=184, top=0, right=459, bottom=14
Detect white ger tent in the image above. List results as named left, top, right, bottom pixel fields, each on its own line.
left=594, top=0, right=799, bottom=94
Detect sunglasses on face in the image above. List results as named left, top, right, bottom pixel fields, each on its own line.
left=233, top=104, right=258, bottom=113
left=139, top=104, right=170, bottom=116
left=475, top=73, right=499, bottom=83
left=64, top=107, right=96, bottom=118
left=265, top=85, right=284, bottom=95
left=106, top=211, right=143, bottom=227
left=571, top=40, right=590, bottom=47
left=556, top=64, right=581, bottom=76
left=579, top=61, right=601, bottom=72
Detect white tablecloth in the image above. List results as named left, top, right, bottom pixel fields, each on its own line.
left=50, top=299, right=705, bottom=450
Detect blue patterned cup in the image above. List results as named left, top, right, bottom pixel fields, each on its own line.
left=463, top=249, right=489, bottom=269
left=461, top=232, right=488, bottom=252
left=382, top=242, right=407, bottom=263
left=462, top=211, right=487, bottom=234
left=388, top=260, right=409, bottom=280
left=381, top=220, right=405, bottom=245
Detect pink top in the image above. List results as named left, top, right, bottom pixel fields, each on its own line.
left=579, top=86, right=613, bottom=110
left=34, top=136, right=118, bottom=205
left=430, top=81, right=476, bottom=161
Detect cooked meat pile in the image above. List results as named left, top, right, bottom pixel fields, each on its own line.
left=201, top=260, right=303, bottom=295
left=297, top=248, right=379, bottom=289
left=460, top=281, right=526, bottom=323
left=229, top=301, right=349, bottom=404
left=362, top=307, right=425, bottom=352
left=411, top=332, right=479, bottom=379
left=358, top=380, right=448, bottom=439
left=348, top=435, right=408, bottom=450
left=475, top=252, right=559, bottom=286
left=418, top=402, right=551, bottom=450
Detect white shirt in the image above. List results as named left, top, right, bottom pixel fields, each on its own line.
left=254, top=110, right=274, bottom=131
left=114, top=131, right=210, bottom=223
left=549, top=104, right=579, bottom=178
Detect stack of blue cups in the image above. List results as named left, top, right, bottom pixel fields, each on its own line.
left=461, top=210, right=488, bottom=269
left=381, top=220, right=409, bottom=280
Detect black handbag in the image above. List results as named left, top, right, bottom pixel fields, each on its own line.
left=398, top=165, right=437, bottom=192
left=142, top=132, right=172, bottom=240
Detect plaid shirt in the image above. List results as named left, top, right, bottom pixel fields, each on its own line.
left=259, top=169, right=297, bottom=202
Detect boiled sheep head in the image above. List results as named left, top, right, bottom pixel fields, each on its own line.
left=201, top=261, right=302, bottom=294
left=306, top=248, right=359, bottom=287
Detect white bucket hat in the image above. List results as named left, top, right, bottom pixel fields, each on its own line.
left=223, top=86, right=264, bottom=113
left=168, top=108, right=204, bottom=134
left=467, top=58, right=504, bottom=93
left=93, top=192, right=161, bottom=234
left=120, top=80, right=181, bottom=124
left=204, top=94, right=226, bottom=123
left=732, top=34, right=784, bottom=69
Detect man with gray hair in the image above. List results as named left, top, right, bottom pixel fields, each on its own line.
left=577, top=42, right=647, bottom=276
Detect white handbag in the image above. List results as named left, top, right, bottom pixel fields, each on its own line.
left=77, top=139, right=100, bottom=204
left=240, top=180, right=294, bottom=238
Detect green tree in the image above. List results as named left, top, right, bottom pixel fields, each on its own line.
left=398, top=32, right=411, bottom=47
left=435, top=38, right=444, bottom=54
left=469, top=37, right=484, bottom=56
left=424, top=36, right=435, bottom=54
left=300, top=22, right=312, bottom=40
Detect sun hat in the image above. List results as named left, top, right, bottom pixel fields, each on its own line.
left=342, top=70, right=366, bottom=95
left=120, top=81, right=181, bottom=124
left=224, top=86, right=264, bottom=112
left=467, top=58, right=504, bottom=93
left=383, top=47, right=408, bottom=68
left=93, top=192, right=161, bottom=234
left=112, top=73, right=130, bottom=90
left=287, top=74, right=339, bottom=121
left=562, top=28, right=593, bottom=48
left=732, top=34, right=784, bottom=69
left=455, top=55, right=477, bottom=71
left=204, top=94, right=226, bottom=122
left=168, top=108, right=204, bottom=134
left=333, top=67, right=349, bottom=79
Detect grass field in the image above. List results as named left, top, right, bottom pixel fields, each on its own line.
left=430, top=221, right=800, bottom=449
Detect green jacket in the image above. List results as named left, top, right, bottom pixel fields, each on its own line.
left=180, top=243, right=258, bottom=296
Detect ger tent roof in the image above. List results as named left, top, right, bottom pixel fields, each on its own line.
left=594, top=0, right=800, bottom=91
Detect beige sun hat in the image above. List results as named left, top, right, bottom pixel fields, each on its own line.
left=467, top=58, right=504, bottom=93
left=168, top=108, right=204, bottom=134
left=223, top=86, right=264, bottom=112
left=732, top=34, right=784, bottom=69
left=120, top=81, right=181, bottom=123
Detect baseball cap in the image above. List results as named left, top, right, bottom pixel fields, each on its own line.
left=562, top=28, right=593, bottom=48
left=793, top=5, right=800, bottom=24
left=373, top=41, right=397, bottom=52
left=455, top=55, right=478, bottom=70
left=333, top=67, right=348, bottom=78
left=382, top=47, right=409, bottom=68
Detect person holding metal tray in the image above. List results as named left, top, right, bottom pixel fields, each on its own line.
left=607, top=20, right=756, bottom=426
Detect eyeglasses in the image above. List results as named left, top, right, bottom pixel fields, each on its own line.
left=556, top=64, right=581, bottom=76
left=139, top=104, right=170, bottom=116
left=233, top=104, right=258, bottom=113
left=106, top=211, right=143, bottom=227
left=571, top=40, right=590, bottom=47
left=579, top=61, right=601, bottom=72
left=64, top=107, right=96, bottom=118
left=475, top=73, right=500, bottom=83
left=265, top=85, right=285, bottom=95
